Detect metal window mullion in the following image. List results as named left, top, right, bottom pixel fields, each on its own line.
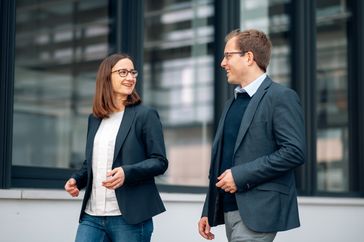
left=0, top=0, right=15, bottom=188
left=291, top=0, right=317, bottom=196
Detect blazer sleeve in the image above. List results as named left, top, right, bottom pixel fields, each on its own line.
left=231, top=88, right=306, bottom=191
left=201, top=190, right=210, bottom=217
left=70, top=114, right=92, bottom=190
left=122, top=108, right=168, bottom=184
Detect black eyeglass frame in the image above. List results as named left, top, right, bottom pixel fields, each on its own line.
left=223, top=51, right=247, bottom=60
left=111, top=69, right=138, bottom=78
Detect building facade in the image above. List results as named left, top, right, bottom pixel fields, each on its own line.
left=1, top=0, right=364, bottom=241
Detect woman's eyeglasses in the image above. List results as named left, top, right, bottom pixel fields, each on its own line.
left=112, top=69, right=138, bottom=78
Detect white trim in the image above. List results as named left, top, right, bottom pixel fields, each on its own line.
left=298, top=196, right=364, bottom=206
left=1, top=189, right=364, bottom=207
left=0, top=189, right=21, bottom=199
left=161, top=193, right=205, bottom=202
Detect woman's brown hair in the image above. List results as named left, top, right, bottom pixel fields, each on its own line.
left=93, top=53, right=141, bottom=118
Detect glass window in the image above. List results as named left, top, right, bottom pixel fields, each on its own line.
left=240, top=0, right=292, bottom=86
left=316, top=0, right=351, bottom=192
left=13, top=0, right=111, bottom=169
left=144, top=0, right=214, bottom=186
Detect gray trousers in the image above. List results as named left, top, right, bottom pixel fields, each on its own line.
left=224, top=211, right=276, bottom=242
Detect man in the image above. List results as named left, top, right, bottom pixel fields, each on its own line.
left=198, top=29, right=306, bottom=242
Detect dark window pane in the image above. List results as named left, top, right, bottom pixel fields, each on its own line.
left=13, top=0, right=111, bottom=169
left=316, top=0, right=351, bottom=192
left=240, top=0, right=292, bottom=86
left=144, top=0, right=214, bottom=186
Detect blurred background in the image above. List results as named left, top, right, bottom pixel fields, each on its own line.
left=1, top=0, right=363, bottom=241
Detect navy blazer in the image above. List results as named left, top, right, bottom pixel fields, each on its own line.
left=72, top=104, right=168, bottom=224
left=202, top=77, right=306, bottom=233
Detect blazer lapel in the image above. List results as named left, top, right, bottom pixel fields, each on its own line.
left=113, top=106, right=136, bottom=162
left=233, top=77, right=272, bottom=154
left=212, top=98, right=234, bottom=158
left=86, top=115, right=102, bottom=162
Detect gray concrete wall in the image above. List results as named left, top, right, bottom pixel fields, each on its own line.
left=0, top=189, right=363, bottom=242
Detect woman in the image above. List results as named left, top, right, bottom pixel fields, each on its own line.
left=64, top=53, right=168, bottom=242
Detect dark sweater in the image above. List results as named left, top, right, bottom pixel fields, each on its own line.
left=220, top=92, right=251, bottom=212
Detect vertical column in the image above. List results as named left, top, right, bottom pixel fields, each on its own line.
left=109, top=0, right=144, bottom=97
left=291, top=0, right=316, bottom=195
left=348, top=0, right=364, bottom=192
left=0, top=0, right=15, bottom=188
left=214, top=0, right=240, bottom=133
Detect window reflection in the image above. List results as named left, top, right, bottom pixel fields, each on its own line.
left=13, top=0, right=110, bottom=169
left=240, top=0, right=291, bottom=86
left=316, top=0, right=350, bottom=192
left=144, top=0, right=214, bottom=186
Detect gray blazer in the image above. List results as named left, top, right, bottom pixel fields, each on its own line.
left=202, top=77, right=306, bottom=233
left=72, top=104, right=168, bottom=224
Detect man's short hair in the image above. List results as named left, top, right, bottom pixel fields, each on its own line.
left=225, top=29, right=272, bottom=72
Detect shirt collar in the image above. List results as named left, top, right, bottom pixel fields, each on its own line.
left=234, top=73, right=267, bottom=99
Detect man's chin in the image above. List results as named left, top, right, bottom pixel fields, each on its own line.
left=227, top=79, right=237, bottom=85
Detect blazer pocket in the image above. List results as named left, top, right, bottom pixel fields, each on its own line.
left=255, top=182, right=289, bottom=195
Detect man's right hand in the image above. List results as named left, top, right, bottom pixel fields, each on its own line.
left=198, top=217, right=215, bottom=240
left=64, top=178, right=80, bottom=197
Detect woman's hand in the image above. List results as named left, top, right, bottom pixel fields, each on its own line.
left=64, top=178, right=80, bottom=197
left=102, top=167, right=125, bottom=190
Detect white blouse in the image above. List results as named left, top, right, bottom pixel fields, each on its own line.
left=85, top=111, right=124, bottom=216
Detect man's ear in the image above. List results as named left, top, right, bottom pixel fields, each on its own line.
left=246, top=51, right=254, bottom=64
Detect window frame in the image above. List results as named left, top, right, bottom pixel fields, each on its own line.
left=1, top=0, right=364, bottom=196
left=0, top=0, right=15, bottom=189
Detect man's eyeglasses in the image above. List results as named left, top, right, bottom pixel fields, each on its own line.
left=112, top=69, right=138, bottom=78
left=223, top=51, right=246, bottom=60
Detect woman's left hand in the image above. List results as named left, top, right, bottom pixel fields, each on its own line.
left=102, top=167, right=125, bottom=190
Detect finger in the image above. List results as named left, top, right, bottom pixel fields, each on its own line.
left=106, top=169, right=115, bottom=177
left=215, top=178, right=225, bottom=188
left=221, top=183, right=229, bottom=189
left=199, top=231, right=208, bottom=239
left=65, top=187, right=72, bottom=193
left=198, top=223, right=209, bottom=239
left=111, top=176, right=123, bottom=187
left=207, top=232, right=215, bottom=240
left=198, top=219, right=208, bottom=237
left=204, top=222, right=211, bottom=234
left=66, top=179, right=77, bottom=189
left=108, top=179, right=122, bottom=189
left=230, top=186, right=237, bottom=193
left=68, top=187, right=79, bottom=196
left=70, top=190, right=79, bottom=197
left=217, top=170, right=227, bottom=180
left=204, top=223, right=215, bottom=240
left=68, top=187, right=77, bottom=193
left=102, top=175, right=118, bottom=185
left=103, top=178, right=122, bottom=189
left=69, top=178, right=76, bottom=185
left=216, top=178, right=228, bottom=188
left=65, top=185, right=76, bottom=192
left=65, top=182, right=70, bottom=190
left=64, top=184, right=70, bottom=191
left=107, top=167, right=121, bottom=177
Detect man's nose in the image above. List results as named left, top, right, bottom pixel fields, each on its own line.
left=221, top=57, right=227, bottom=68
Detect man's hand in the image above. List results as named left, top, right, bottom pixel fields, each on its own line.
left=102, top=167, right=125, bottom=190
left=64, top=178, right=80, bottom=197
left=198, top=217, right=215, bottom=240
left=216, top=169, right=237, bottom=193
